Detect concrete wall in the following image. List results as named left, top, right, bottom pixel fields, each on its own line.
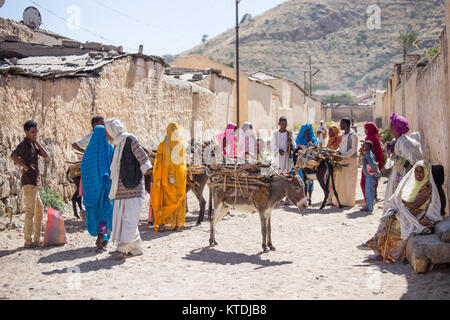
left=0, top=55, right=220, bottom=216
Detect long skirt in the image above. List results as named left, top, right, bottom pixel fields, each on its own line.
left=332, top=157, right=358, bottom=207
left=111, top=198, right=144, bottom=255
left=365, top=215, right=407, bottom=263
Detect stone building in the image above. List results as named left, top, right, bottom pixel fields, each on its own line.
left=0, top=38, right=222, bottom=217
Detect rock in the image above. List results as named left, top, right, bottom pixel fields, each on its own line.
left=406, top=234, right=450, bottom=273
left=62, top=40, right=82, bottom=48
left=435, top=216, right=450, bottom=243
left=107, top=50, right=119, bottom=57
left=4, top=35, right=20, bottom=42
left=0, top=179, right=10, bottom=199
left=83, top=42, right=103, bottom=51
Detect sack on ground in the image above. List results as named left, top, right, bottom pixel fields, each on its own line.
left=44, top=207, right=67, bottom=247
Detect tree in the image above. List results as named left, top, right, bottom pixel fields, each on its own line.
left=398, top=26, right=420, bottom=62
left=202, top=34, right=208, bottom=43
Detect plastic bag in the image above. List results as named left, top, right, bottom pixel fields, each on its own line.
left=44, top=207, right=67, bottom=247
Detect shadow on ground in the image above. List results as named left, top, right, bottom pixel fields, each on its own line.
left=183, top=247, right=293, bottom=270
left=42, top=256, right=125, bottom=275
left=281, top=203, right=345, bottom=215
left=38, top=246, right=100, bottom=264
left=346, top=210, right=373, bottom=219
left=139, top=221, right=195, bottom=242
left=354, top=257, right=450, bottom=299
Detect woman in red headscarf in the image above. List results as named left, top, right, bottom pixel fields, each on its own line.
left=361, top=122, right=383, bottom=201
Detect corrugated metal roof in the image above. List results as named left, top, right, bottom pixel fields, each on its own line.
left=0, top=52, right=129, bottom=78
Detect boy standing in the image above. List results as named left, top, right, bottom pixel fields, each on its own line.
left=11, top=120, right=49, bottom=248
left=271, top=117, right=296, bottom=173
left=360, top=141, right=381, bottom=212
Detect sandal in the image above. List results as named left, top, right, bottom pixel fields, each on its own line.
left=95, top=234, right=104, bottom=250
left=111, top=251, right=126, bottom=260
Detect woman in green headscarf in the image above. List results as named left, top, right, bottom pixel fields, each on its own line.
left=358, top=160, right=442, bottom=263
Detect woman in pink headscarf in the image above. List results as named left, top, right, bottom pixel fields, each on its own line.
left=361, top=122, right=383, bottom=201
left=383, top=113, right=423, bottom=212
left=216, top=122, right=238, bottom=156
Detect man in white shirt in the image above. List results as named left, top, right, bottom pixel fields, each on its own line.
left=317, top=120, right=328, bottom=148
left=72, top=116, right=105, bottom=153
left=332, top=118, right=359, bottom=207
left=271, top=117, right=296, bottom=173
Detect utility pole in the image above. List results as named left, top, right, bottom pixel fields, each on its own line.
left=304, top=55, right=320, bottom=98
left=309, top=55, right=312, bottom=97
left=235, top=0, right=240, bottom=127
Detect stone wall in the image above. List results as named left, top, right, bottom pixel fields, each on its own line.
left=330, top=105, right=375, bottom=122
left=379, top=18, right=450, bottom=215
left=0, top=18, right=65, bottom=46
left=0, top=55, right=220, bottom=216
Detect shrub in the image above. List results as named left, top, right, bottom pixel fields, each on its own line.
left=422, top=46, right=440, bottom=59
left=39, top=188, right=64, bottom=211
left=324, top=93, right=354, bottom=104
left=380, top=128, right=393, bottom=144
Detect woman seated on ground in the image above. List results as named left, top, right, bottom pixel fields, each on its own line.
left=358, top=160, right=442, bottom=263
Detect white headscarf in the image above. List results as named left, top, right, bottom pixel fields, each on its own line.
left=237, top=122, right=257, bottom=162
left=383, top=132, right=423, bottom=211
left=105, top=118, right=134, bottom=199
left=390, top=160, right=442, bottom=240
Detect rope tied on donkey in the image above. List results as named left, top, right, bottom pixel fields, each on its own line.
left=208, top=162, right=274, bottom=210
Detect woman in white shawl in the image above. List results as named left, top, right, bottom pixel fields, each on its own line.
left=104, top=119, right=152, bottom=260
left=383, top=113, right=423, bottom=212
left=237, top=122, right=257, bottom=163
left=359, top=160, right=442, bottom=263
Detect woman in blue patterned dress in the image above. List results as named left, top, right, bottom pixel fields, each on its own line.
left=81, top=125, right=114, bottom=251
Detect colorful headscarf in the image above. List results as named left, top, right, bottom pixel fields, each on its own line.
left=364, top=122, right=383, bottom=170
left=216, top=122, right=237, bottom=156
left=405, top=160, right=431, bottom=202
left=81, top=125, right=114, bottom=240
left=151, top=123, right=187, bottom=232
left=327, top=125, right=342, bottom=150
left=237, top=122, right=257, bottom=160
left=390, top=113, right=410, bottom=135
left=296, top=124, right=319, bottom=147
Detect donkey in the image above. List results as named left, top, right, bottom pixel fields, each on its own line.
left=144, top=170, right=211, bottom=225
left=293, top=148, right=343, bottom=210
left=209, top=172, right=308, bottom=252
left=66, top=168, right=83, bottom=219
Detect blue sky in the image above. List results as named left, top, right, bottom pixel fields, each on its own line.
left=0, top=0, right=286, bottom=56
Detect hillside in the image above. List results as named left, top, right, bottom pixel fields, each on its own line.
left=173, top=0, right=446, bottom=94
